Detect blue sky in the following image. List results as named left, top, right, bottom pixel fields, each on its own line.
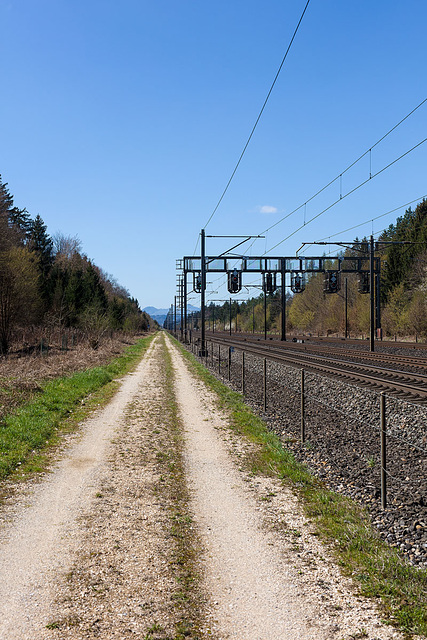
left=1, top=0, right=426, bottom=309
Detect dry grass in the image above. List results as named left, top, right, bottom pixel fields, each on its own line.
left=0, top=333, right=148, bottom=423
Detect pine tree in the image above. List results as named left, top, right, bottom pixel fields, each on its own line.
left=8, top=207, right=32, bottom=239
left=0, top=175, right=32, bottom=245
left=28, top=214, right=54, bottom=274
left=0, top=174, right=14, bottom=219
left=0, top=176, right=21, bottom=250
left=381, top=200, right=427, bottom=298
left=27, top=214, right=54, bottom=307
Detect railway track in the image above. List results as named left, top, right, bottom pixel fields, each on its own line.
left=202, top=334, right=427, bottom=404
left=195, top=329, right=427, bottom=349
left=202, top=331, right=427, bottom=373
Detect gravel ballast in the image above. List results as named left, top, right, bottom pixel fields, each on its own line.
left=195, top=339, right=427, bottom=567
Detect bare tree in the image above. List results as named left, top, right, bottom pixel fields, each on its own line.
left=52, top=233, right=83, bottom=269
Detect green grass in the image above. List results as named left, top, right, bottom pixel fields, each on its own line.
left=159, top=336, right=204, bottom=640
left=0, top=334, right=154, bottom=481
left=174, top=336, right=427, bottom=638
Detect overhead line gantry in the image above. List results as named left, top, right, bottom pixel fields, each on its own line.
left=177, top=230, right=382, bottom=356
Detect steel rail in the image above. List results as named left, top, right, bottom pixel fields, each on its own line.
left=203, top=329, right=427, bottom=351
left=202, top=330, right=427, bottom=371
left=207, top=335, right=427, bottom=403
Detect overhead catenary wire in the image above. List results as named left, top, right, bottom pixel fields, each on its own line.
left=302, top=194, right=427, bottom=250
left=263, top=135, right=427, bottom=256
left=303, top=222, right=408, bottom=261
left=257, top=96, right=427, bottom=240
left=192, top=59, right=426, bottom=265
left=202, top=0, right=311, bottom=231
left=203, top=195, right=425, bottom=295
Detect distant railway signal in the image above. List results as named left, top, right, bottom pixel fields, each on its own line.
left=291, top=271, right=305, bottom=293
left=228, top=269, right=242, bottom=293
left=263, top=272, right=277, bottom=294
left=358, top=271, right=370, bottom=294
left=194, top=272, right=202, bottom=293
left=324, top=270, right=340, bottom=294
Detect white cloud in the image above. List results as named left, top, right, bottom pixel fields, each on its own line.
left=259, top=205, right=278, bottom=214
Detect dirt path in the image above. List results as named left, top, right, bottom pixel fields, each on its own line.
left=0, top=333, right=411, bottom=639
left=0, top=338, right=161, bottom=640
left=166, top=337, right=406, bottom=640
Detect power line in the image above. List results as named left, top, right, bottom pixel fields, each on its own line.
left=264, top=135, right=427, bottom=255
left=311, top=194, right=427, bottom=245
left=192, top=235, right=200, bottom=257
left=203, top=0, right=311, bottom=230
left=257, top=96, right=427, bottom=239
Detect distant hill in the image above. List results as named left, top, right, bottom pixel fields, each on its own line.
left=143, top=306, right=170, bottom=318
left=143, top=305, right=200, bottom=327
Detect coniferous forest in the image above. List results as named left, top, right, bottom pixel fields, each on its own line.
left=0, top=175, right=150, bottom=355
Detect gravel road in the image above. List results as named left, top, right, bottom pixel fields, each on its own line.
left=0, top=339, right=159, bottom=640
left=0, top=334, right=417, bottom=639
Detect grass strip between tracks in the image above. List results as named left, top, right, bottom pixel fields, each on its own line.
left=0, top=334, right=155, bottom=482
left=174, top=336, right=427, bottom=638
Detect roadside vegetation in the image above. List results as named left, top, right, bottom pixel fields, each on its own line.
left=0, top=334, right=154, bottom=483
left=175, top=337, right=427, bottom=638
left=0, top=173, right=152, bottom=356
left=0, top=171, right=157, bottom=485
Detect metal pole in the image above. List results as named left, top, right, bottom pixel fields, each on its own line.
left=376, top=273, right=382, bottom=339
left=213, top=306, right=215, bottom=333
left=301, top=369, right=305, bottom=443
left=242, top=351, right=245, bottom=394
left=228, top=347, right=231, bottom=381
left=345, top=277, right=348, bottom=339
left=281, top=261, right=286, bottom=341
left=380, top=392, right=387, bottom=509
left=180, top=277, right=184, bottom=342
left=263, top=357, right=267, bottom=411
left=369, top=235, right=375, bottom=352
left=201, top=229, right=206, bottom=356
left=264, top=285, right=267, bottom=341
left=229, top=298, right=232, bottom=336
left=174, top=297, right=177, bottom=336
left=252, top=300, right=255, bottom=334
left=218, top=344, right=221, bottom=374
left=184, top=270, right=188, bottom=343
